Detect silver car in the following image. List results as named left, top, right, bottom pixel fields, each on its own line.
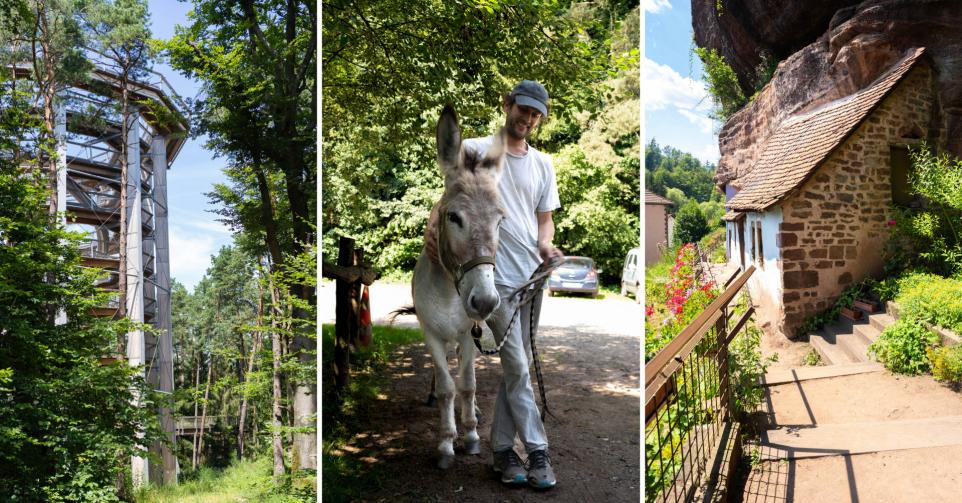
left=547, top=256, right=600, bottom=298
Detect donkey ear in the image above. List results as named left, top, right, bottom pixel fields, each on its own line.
left=436, top=105, right=461, bottom=173
left=484, top=128, right=507, bottom=177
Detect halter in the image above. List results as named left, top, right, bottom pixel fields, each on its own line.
left=437, top=207, right=497, bottom=295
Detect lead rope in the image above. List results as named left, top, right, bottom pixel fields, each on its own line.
left=471, top=257, right=562, bottom=422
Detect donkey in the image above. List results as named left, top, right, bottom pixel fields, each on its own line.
left=413, top=105, right=506, bottom=469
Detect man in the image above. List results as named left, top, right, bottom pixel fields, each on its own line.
left=425, top=80, right=563, bottom=490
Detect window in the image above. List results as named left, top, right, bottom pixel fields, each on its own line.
left=755, top=222, right=764, bottom=269
left=747, top=221, right=764, bottom=268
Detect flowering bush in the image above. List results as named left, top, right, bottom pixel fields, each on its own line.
left=645, top=244, right=718, bottom=360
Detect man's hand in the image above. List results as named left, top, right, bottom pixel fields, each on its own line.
left=538, top=242, right=564, bottom=266
left=424, top=202, right=442, bottom=264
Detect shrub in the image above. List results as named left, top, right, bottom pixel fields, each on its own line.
left=927, top=345, right=962, bottom=384
left=868, top=318, right=941, bottom=374
left=883, top=145, right=962, bottom=276
left=693, top=46, right=746, bottom=121
left=644, top=244, right=716, bottom=360
left=674, top=200, right=710, bottom=246
left=897, top=276, right=962, bottom=335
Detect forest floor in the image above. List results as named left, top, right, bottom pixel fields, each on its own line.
left=136, top=456, right=314, bottom=502
left=322, top=282, right=642, bottom=502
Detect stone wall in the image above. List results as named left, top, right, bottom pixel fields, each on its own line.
left=776, top=63, right=940, bottom=338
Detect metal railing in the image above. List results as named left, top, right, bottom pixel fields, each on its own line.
left=645, top=265, right=756, bottom=503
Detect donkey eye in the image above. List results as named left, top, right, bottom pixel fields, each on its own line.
left=447, top=212, right=463, bottom=227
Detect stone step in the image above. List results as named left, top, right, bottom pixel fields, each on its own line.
left=761, top=362, right=883, bottom=386
left=760, top=415, right=962, bottom=460
left=809, top=330, right=853, bottom=366
left=834, top=326, right=871, bottom=363
left=869, top=312, right=896, bottom=332
left=853, top=322, right=882, bottom=346
left=816, top=320, right=871, bottom=364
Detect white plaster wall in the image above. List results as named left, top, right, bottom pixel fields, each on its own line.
left=744, top=209, right=784, bottom=334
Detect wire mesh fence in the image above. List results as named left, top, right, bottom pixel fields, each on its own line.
left=645, top=266, right=756, bottom=503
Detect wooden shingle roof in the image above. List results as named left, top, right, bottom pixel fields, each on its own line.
left=726, top=47, right=927, bottom=211
left=645, top=190, right=674, bottom=206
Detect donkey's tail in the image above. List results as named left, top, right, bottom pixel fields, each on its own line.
left=388, top=305, right=417, bottom=325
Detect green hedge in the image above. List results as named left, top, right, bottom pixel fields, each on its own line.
left=897, top=276, right=962, bottom=334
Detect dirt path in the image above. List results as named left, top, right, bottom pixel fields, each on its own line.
left=323, top=282, right=641, bottom=502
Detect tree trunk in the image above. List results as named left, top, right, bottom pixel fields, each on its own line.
left=197, top=356, right=214, bottom=467
left=191, top=358, right=201, bottom=470
left=269, top=274, right=285, bottom=479
left=237, top=291, right=263, bottom=459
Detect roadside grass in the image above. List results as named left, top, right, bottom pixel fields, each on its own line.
left=135, top=456, right=314, bottom=503
left=321, top=323, right=423, bottom=502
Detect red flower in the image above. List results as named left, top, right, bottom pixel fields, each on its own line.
left=645, top=305, right=654, bottom=317
left=888, top=220, right=897, bottom=226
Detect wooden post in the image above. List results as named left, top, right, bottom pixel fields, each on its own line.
left=334, top=237, right=355, bottom=393
left=350, top=248, right=364, bottom=348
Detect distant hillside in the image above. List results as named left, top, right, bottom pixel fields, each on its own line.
left=644, top=139, right=720, bottom=205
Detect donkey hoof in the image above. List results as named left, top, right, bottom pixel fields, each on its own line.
left=437, top=454, right=455, bottom=470
left=464, top=440, right=481, bottom=455
left=425, top=395, right=438, bottom=408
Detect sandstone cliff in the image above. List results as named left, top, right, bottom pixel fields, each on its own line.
left=693, top=0, right=962, bottom=189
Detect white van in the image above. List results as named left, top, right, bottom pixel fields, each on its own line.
left=620, top=247, right=641, bottom=302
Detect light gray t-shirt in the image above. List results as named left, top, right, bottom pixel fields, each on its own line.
left=463, top=135, right=561, bottom=288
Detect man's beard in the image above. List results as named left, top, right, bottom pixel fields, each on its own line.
left=506, top=115, right=530, bottom=140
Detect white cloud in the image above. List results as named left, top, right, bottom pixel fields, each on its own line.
left=644, top=57, right=715, bottom=132
left=698, top=142, right=721, bottom=164
left=678, top=109, right=714, bottom=135
left=168, top=217, right=233, bottom=290
left=644, top=0, right=672, bottom=13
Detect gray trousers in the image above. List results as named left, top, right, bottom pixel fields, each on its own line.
left=486, top=284, right=548, bottom=453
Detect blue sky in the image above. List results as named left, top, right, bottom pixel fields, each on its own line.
left=644, top=0, right=720, bottom=164
left=148, top=0, right=234, bottom=291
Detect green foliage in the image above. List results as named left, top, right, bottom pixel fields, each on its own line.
left=553, top=146, right=639, bottom=283
left=645, top=139, right=718, bottom=204
left=927, top=345, right=962, bottom=385
left=698, top=227, right=727, bottom=263
left=322, top=0, right=632, bottom=276
left=136, top=454, right=312, bottom=502
left=674, top=200, right=710, bottom=245
left=693, top=46, right=746, bottom=121
left=869, top=318, right=941, bottom=375
left=896, top=275, right=962, bottom=335
left=699, top=200, right=725, bottom=228
left=884, top=145, right=962, bottom=276
left=804, top=348, right=822, bottom=366
left=665, top=187, right=687, bottom=208
left=728, top=313, right=773, bottom=416
left=0, top=82, right=161, bottom=501
left=797, top=279, right=873, bottom=337
left=164, top=0, right=315, bottom=262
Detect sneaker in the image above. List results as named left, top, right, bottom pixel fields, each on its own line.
left=493, top=449, right=527, bottom=485
left=526, top=449, right=556, bottom=489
